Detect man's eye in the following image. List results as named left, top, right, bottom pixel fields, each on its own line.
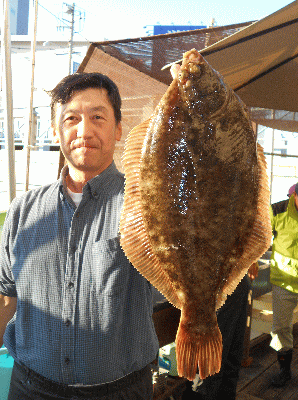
left=63, top=116, right=77, bottom=124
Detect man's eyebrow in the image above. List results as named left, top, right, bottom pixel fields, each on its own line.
left=62, top=106, right=108, bottom=114
left=88, top=106, right=108, bottom=113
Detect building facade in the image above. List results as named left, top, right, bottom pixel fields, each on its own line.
left=9, top=0, right=29, bottom=35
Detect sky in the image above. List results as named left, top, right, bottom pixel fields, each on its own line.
left=34, top=0, right=294, bottom=42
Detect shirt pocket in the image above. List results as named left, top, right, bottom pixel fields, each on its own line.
left=91, top=237, right=131, bottom=295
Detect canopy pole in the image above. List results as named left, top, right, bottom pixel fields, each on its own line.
left=25, top=0, right=38, bottom=191
left=1, top=0, right=16, bottom=204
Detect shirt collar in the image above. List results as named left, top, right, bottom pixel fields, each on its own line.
left=59, top=162, right=121, bottom=201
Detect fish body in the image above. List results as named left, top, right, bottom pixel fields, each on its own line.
left=119, top=49, right=271, bottom=380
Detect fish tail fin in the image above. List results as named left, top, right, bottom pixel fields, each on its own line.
left=175, top=310, right=222, bottom=381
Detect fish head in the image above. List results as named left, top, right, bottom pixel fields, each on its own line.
left=177, top=49, right=228, bottom=119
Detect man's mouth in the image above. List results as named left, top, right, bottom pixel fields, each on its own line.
left=72, top=141, right=97, bottom=150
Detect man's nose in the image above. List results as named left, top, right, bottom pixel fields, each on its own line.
left=76, top=118, right=93, bottom=138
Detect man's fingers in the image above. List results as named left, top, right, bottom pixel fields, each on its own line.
left=170, top=64, right=181, bottom=79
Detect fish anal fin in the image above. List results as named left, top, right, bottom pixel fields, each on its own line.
left=175, top=308, right=222, bottom=381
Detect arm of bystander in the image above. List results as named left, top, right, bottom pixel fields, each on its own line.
left=247, top=262, right=259, bottom=281
left=0, top=294, right=17, bottom=347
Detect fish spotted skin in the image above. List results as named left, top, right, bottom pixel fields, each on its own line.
left=120, top=49, right=271, bottom=381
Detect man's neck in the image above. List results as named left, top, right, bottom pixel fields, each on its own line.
left=65, top=174, right=84, bottom=193
left=65, top=162, right=113, bottom=193
left=66, top=168, right=97, bottom=193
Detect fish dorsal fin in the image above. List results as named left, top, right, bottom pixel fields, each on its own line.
left=216, top=143, right=272, bottom=309
left=120, top=119, right=182, bottom=309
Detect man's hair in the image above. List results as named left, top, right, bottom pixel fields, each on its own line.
left=49, top=72, right=122, bottom=124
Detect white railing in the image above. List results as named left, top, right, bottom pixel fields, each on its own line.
left=0, top=106, right=55, bottom=148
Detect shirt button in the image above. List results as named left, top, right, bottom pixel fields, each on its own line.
left=65, top=357, right=70, bottom=365
left=68, top=282, right=74, bottom=289
left=65, top=320, right=71, bottom=327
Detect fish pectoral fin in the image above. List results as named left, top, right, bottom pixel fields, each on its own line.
left=175, top=308, right=222, bottom=381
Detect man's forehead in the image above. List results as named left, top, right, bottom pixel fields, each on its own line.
left=54, top=87, right=110, bottom=114
left=56, top=104, right=108, bottom=115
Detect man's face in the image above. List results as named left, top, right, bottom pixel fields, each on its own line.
left=52, top=87, right=122, bottom=176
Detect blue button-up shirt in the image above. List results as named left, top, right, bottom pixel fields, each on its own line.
left=0, top=162, right=158, bottom=385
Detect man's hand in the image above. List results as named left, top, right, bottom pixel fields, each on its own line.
left=247, top=262, right=259, bottom=281
left=0, top=295, right=17, bottom=347
left=170, top=63, right=181, bottom=80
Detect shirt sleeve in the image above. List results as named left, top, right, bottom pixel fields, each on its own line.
left=0, top=208, right=17, bottom=297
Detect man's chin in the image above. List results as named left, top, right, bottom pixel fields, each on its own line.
left=68, top=159, right=112, bottom=175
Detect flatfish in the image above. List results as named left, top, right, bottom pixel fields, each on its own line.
left=119, top=49, right=271, bottom=380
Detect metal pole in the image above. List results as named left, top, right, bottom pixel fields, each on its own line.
left=68, top=3, right=75, bottom=75
left=1, top=0, right=16, bottom=204
left=25, top=0, right=38, bottom=191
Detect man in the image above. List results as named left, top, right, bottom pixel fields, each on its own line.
left=270, top=182, right=298, bottom=387
left=0, top=73, right=159, bottom=399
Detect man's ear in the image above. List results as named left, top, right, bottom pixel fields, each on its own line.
left=52, top=126, right=60, bottom=144
left=115, top=122, right=122, bottom=142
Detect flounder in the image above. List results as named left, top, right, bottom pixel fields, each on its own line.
left=119, top=49, right=272, bottom=380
